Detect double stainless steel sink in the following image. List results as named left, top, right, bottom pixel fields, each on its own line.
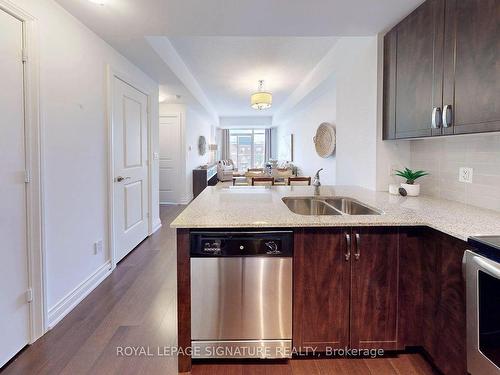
left=282, top=196, right=383, bottom=216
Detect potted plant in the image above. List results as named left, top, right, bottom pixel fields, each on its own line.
left=395, top=168, right=429, bottom=196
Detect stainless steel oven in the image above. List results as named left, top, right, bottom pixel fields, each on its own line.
left=190, top=231, right=293, bottom=359
left=465, top=236, right=500, bottom=375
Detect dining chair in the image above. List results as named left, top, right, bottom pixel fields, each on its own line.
left=288, top=176, right=312, bottom=186
left=252, top=177, right=274, bottom=186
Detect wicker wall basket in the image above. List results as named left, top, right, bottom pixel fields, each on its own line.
left=313, top=122, right=336, bottom=158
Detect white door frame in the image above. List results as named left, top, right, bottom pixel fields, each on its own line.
left=107, top=66, right=155, bottom=270
left=0, top=0, right=46, bottom=341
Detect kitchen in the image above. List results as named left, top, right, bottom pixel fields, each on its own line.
left=170, top=0, right=500, bottom=374
left=0, top=0, right=498, bottom=374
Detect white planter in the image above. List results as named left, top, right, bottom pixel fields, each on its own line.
left=401, top=183, right=420, bottom=197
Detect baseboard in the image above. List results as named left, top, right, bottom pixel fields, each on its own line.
left=179, top=194, right=193, bottom=205
left=152, top=218, right=162, bottom=234
left=47, top=261, right=112, bottom=329
left=160, top=198, right=192, bottom=205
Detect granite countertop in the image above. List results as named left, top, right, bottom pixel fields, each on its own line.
left=170, top=185, right=500, bottom=241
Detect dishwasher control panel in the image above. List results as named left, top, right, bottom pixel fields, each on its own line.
left=190, top=231, right=293, bottom=257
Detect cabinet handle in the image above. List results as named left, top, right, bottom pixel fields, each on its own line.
left=344, top=233, right=351, bottom=261
left=354, top=233, right=361, bottom=260
left=442, top=104, right=452, bottom=128
left=431, top=107, right=442, bottom=129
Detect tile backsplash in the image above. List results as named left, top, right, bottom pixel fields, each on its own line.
left=410, top=133, right=500, bottom=212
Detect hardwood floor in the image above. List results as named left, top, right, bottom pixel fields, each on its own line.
left=1, top=205, right=438, bottom=375
left=190, top=354, right=439, bottom=375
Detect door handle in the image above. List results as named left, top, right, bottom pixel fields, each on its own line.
left=344, top=233, right=351, bottom=261
left=354, top=233, right=361, bottom=260
left=115, top=176, right=131, bottom=182
left=431, top=107, right=442, bottom=129
left=442, top=104, right=452, bottom=128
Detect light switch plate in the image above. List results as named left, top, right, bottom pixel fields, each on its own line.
left=459, top=167, right=473, bottom=183
left=153, top=152, right=159, bottom=160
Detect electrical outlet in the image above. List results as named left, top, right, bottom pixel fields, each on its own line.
left=459, top=167, right=473, bottom=183
left=94, top=240, right=103, bottom=255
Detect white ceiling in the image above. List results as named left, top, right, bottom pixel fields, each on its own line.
left=56, top=0, right=423, bottom=37
left=54, top=0, right=425, bottom=121
left=169, top=37, right=338, bottom=116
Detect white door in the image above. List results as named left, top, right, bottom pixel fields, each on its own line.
left=159, top=115, right=181, bottom=203
left=112, top=77, right=149, bottom=263
left=0, top=9, right=30, bottom=367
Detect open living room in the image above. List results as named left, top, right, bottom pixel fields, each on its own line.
left=1, top=1, right=499, bottom=375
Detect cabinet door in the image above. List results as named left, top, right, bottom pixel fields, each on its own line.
left=432, top=230, right=467, bottom=375
left=350, top=228, right=399, bottom=349
left=383, top=29, right=397, bottom=140
left=293, top=228, right=350, bottom=351
left=443, top=0, right=500, bottom=135
left=394, top=0, right=445, bottom=139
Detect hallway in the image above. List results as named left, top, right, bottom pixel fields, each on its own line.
left=1, top=206, right=183, bottom=375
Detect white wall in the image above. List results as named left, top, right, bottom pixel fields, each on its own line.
left=186, top=108, right=212, bottom=198
left=11, top=0, right=159, bottom=322
left=333, top=38, right=378, bottom=189
left=277, top=36, right=410, bottom=190
left=276, top=78, right=337, bottom=184
left=219, top=116, right=273, bottom=128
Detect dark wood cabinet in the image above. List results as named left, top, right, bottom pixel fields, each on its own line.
left=399, top=228, right=467, bottom=375
left=293, top=227, right=399, bottom=351
left=192, top=164, right=218, bottom=199
left=443, top=0, right=500, bottom=135
left=293, top=228, right=350, bottom=351
left=294, top=226, right=466, bottom=374
left=427, top=230, right=467, bottom=375
left=383, top=0, right=499, bottom=140
left=394, top=0, right=444, bottom=139
left=382, top=28, right=397, bottom=140
left=350, top=227, right=399, bottom=350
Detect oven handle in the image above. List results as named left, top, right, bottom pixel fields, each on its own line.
left=473, top=255, right=500, bottom=278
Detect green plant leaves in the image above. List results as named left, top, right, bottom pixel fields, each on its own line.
left=394, top=168, right=429, bottom=184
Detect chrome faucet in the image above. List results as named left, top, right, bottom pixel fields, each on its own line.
left=312, top=168, right=323, bottom=187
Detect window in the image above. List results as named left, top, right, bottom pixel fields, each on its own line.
left=229, top=129, right=266, bottom=170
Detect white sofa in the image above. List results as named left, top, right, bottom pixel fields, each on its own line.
left=217, top=160, right=236, bottom=182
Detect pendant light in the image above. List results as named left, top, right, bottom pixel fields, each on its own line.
left=251, top=80, right=272, bottom=110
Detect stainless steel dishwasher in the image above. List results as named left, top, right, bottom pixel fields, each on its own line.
left=190, top=231, right=293, bottom=359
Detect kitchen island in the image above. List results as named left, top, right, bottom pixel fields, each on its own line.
left=171, top=185, right=500, bottom=374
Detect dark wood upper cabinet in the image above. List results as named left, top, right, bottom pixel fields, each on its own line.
left=293, top=228, right=350, bottom=351
left=383, top=0, right=499, bottom=140
left=394, top=0, right=444, bottom=139
left=350, top=227, right=399, bottom=350
left=383, top=28, right=398, bottom=140
left=443, top=0, right=500, bottom=135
